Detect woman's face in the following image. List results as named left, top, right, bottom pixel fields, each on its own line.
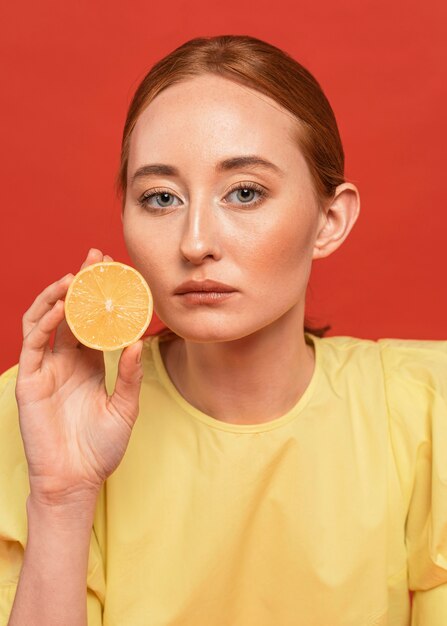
left=122, top=73, right=325, bottom=342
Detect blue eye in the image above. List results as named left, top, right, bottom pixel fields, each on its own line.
left=138, top=189, right=180, bottom=209
left=137, top=181, right=268, bottom=213
left=225, top=182, right=267, bottom=207
left=154, top=192, right=175, bottom=207
left=229, top=187, right=257, bottom=203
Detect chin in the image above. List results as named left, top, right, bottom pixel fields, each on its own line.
left=163, top=324, right=240, bottom=344
left=156, top=315, right=271, bottom=344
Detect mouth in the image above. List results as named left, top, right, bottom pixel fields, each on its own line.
left=174, top=279, right=237, bottom=295
left=174, top=289, right=237, bottom=305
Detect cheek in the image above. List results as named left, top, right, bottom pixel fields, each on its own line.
left=122, top=217, right=170, bottom=288
left=239, top=211, right=313, bottom=288
left=122, top=217, right=144, bottom=267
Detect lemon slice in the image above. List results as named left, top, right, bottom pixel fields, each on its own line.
left=64, top=261, right=153, bottom=351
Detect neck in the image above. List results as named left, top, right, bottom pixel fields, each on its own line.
left=159, top=306, right=316, bottom=426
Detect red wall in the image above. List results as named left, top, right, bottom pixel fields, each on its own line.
left=1, top=0, right=446, bottom=373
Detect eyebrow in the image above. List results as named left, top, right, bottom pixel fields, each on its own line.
left=130, top=155, right=284, bottom=185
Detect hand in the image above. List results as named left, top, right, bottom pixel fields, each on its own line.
left=15, top=248, right=144, bottom=506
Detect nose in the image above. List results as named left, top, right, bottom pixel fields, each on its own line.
left=179, top=194, right=222, bottom=265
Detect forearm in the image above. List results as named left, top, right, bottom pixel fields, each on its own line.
left=8, top=494, right=98, bottom=626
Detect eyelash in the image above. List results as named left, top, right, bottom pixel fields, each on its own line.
left=137, top=181, right=268, bottom=213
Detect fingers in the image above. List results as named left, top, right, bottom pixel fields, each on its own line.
left=22, top=274, right=74, bottom=340
left=109, top=341, right=144, bottom=428
left=81, top=247, right=102, bottom=269
left=80, top=247, right=113, bottom=270
left=21, top=248, right=102, bottom=341
left=19, top=299, right=67, bottom=376
left=52, top=314, right=80, bottom=352
left=21, top=248, right=116, bottom=372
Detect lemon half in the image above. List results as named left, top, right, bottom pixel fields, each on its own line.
left=64, top=261, right=153, bottom=351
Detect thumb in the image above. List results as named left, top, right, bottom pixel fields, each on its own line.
left=110, top=340, right=144, bottom=427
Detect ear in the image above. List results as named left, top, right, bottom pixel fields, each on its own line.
left=312, top=183, right=360, bottom=260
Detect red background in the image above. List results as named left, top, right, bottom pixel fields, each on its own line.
left=1, top=0, right=446, bottom=373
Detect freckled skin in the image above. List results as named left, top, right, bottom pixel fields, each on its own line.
left=121, top=73, right=360, bottom=423
left=124, top=75, right=330, bottom=342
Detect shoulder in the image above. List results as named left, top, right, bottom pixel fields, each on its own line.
left=0, top=362, right=19, bottom=399
left=314, top=334, right=446, bottom=427
left=0, top=363, right=28, bottom=545
left=373, top=336, right=447, bottom=419
left=315, top=333, right=447, bottom=384
left=376, top=337, right=447, bottom=385
left=377, top=339, right=447, bottom=465
left=0, top=362, right=25, bottom=465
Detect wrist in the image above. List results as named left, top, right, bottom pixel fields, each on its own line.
left=27, top=491, right=99, bottom=530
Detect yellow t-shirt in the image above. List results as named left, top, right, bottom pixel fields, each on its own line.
left=1, top=332, right=447, bottom=626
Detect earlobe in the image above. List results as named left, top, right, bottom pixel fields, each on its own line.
left=312, top=183, right=360, bottom=260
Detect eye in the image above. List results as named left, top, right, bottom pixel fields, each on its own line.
left=224, top=182, right=268, bottom=207
left=137, top=188, right=182, bottom=211
left=137, top=181, right=268, bottom=213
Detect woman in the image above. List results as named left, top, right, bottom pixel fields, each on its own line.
left=1, top=35, right=446, bottom=626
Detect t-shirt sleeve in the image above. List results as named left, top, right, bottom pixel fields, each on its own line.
left=379, top=338, right=447, bottom=624
left=0, top=364, right=105, bottom=625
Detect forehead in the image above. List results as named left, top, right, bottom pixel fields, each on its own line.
left=128, top=74, right=306, bottom=174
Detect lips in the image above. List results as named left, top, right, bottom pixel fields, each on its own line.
left=174, top=279, right=236, bottom=294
